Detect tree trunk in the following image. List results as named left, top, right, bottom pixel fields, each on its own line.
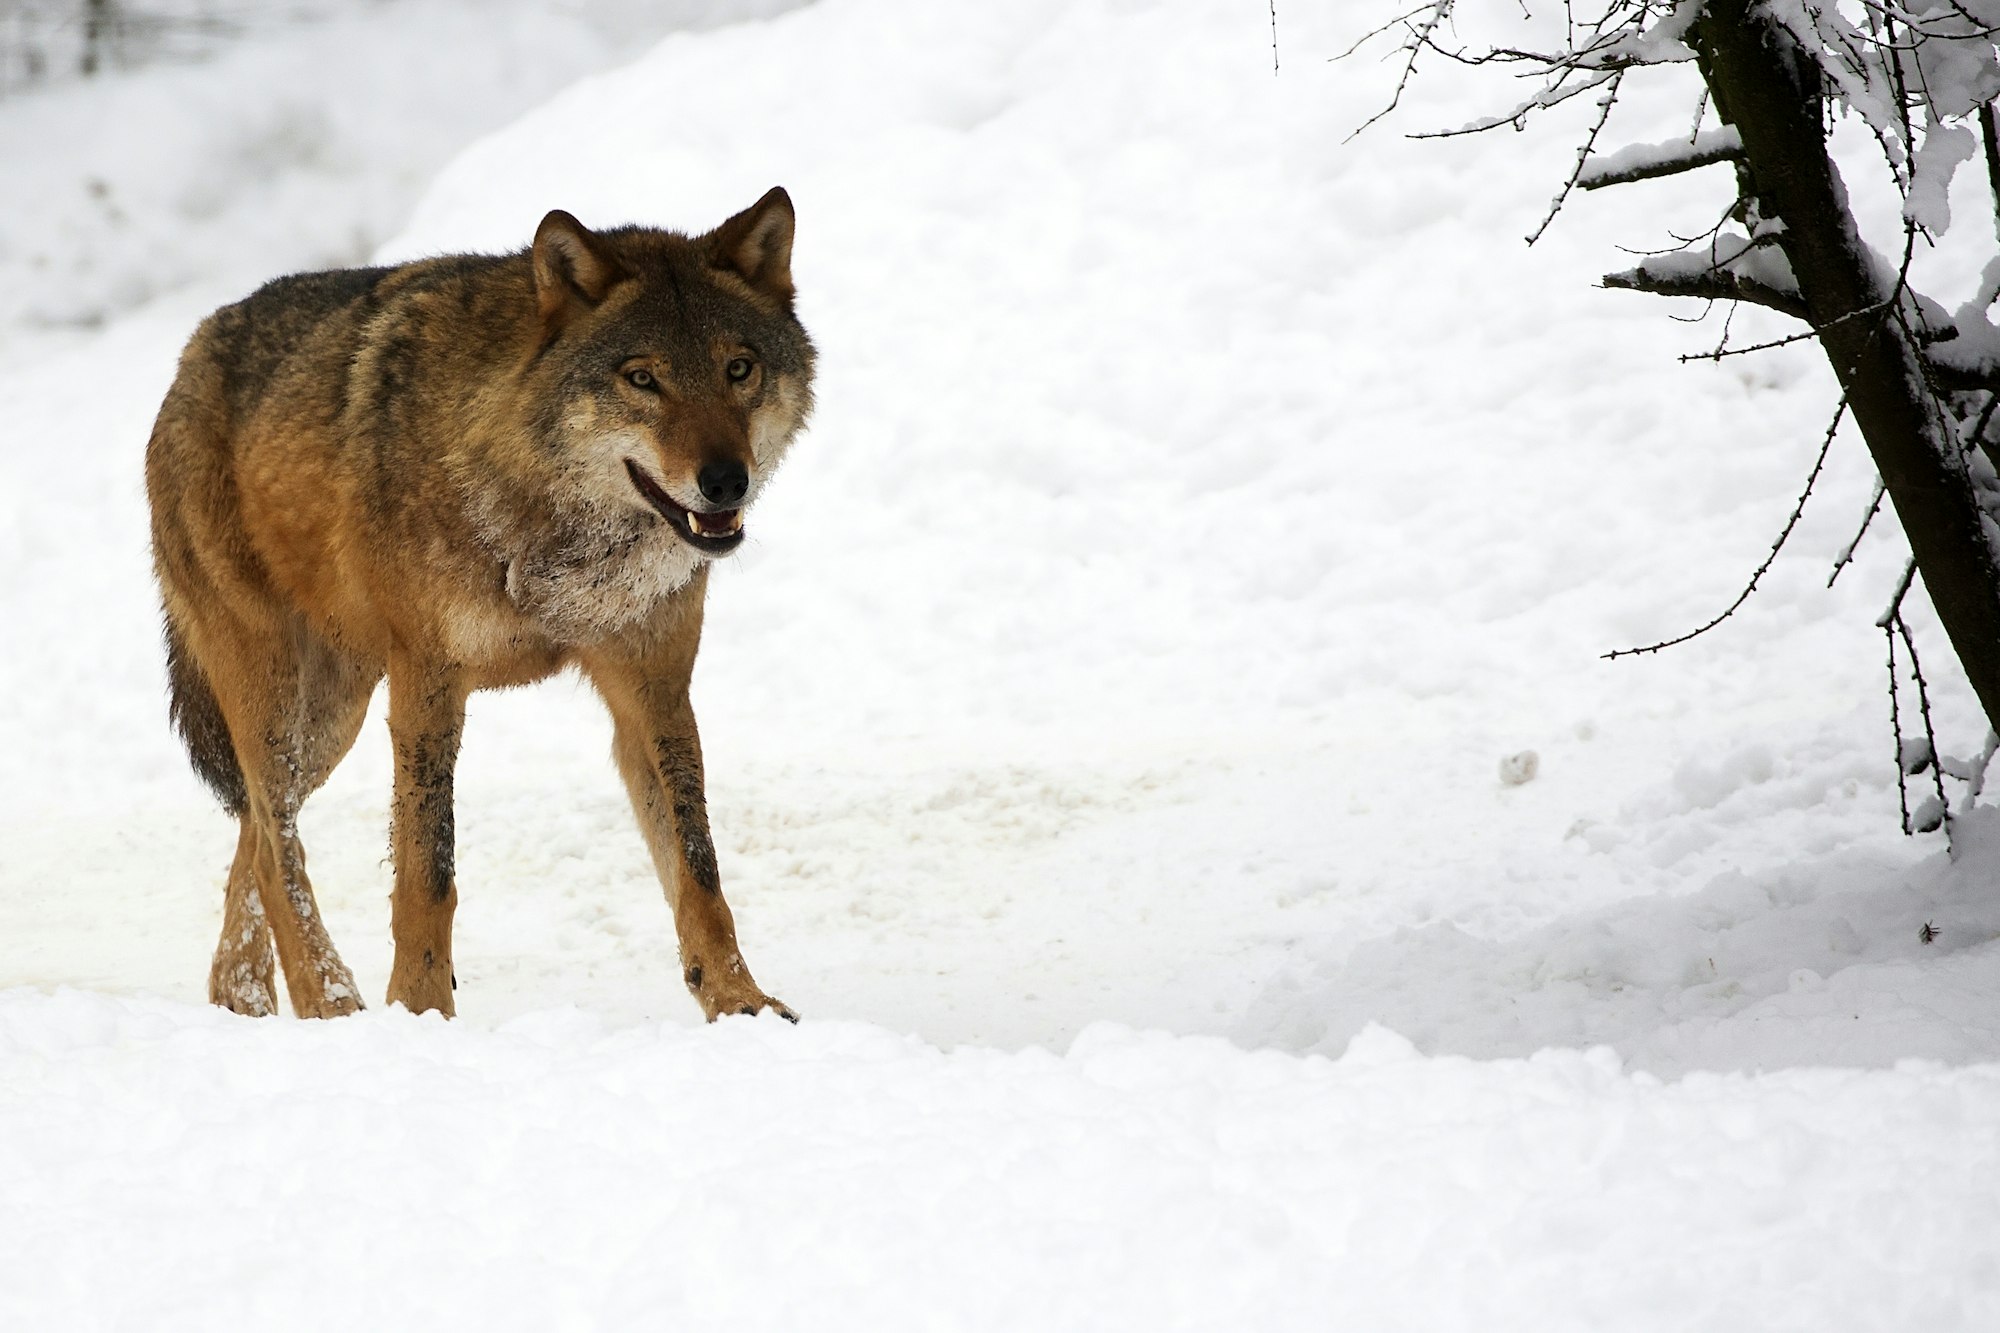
left=1694, top=0, right=2000, bottom=733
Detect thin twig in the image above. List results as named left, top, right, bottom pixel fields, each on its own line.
left=1680, top=324, right=1826, bottom=362
left=1607, top=393, right=1850, bottom=659
left=1528, top=69, right=1625, bottom=244
left=1344, top=1, right=1455, bottom=142
left=1886, top=616, right=1914, bottom=832
left=1332, top=2, right=1437, bottom=63
left=1829, top=478, right=1887, bottom=587
left=1681, top=290, right=1906, bottom=364
left=1877, top=553, right=1920, bottom=628
left=1879, top=557, right=1921, bottom=833
left=1895, top=611, right=1955, bottom=847
left=1410, top=68, right=1620, bottom=139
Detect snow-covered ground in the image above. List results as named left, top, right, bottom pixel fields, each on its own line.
left=3, top=1, right=1998, bottom=1326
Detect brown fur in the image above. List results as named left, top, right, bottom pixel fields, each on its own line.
left=145, top=190, right=815, bottom=1021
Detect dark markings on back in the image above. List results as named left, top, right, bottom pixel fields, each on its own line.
left=362, top=328, right=421, bottom=519
left=369, top=332, right=418, bottom=419
left=212, top=266, right=395, bottom=419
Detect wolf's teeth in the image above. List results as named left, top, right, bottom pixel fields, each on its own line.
left=695, top=512, right=741, bottom=536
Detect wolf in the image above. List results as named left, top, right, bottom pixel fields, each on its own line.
left=144, top=189, right=814, bottom=1021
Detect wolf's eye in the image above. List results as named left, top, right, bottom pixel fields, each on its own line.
left=725, top=357, right=755, bottom=384
left=624, top=368, right=657, bottom=390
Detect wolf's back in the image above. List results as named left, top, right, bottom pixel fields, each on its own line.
left=146, top=264, right=399, bottom=813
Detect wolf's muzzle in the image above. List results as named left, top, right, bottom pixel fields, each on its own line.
left=625, top=458, right=746, bottom=555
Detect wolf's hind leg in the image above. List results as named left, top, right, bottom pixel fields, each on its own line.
left=205, top=645, right=374, bottom=1017
left=237, top=749, right=362, bottom=1019
left=207, top=622, right=372, bottom=1019
left=208, top=822, right=277, bottom=1015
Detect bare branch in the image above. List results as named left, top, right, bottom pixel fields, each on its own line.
left=1886, top=610, right=1914, bottom=833
left=1681, top=291, right=1909, bottom=364
left=1342, top=2, right=1455, bottom=143
left=1681, top=326, right=1824, bottom=361
left=1829, top=478, right=1887, bottom=587
left=1606, top=393, right=1849, bottom=660
left=1527, top=69, right=1625, bottom=245
left=1331, top=2, right=1438, bottom=63
left=1880, top=554, right=1955, bottom=843
left=1894, top=609, right=1956, bottom=845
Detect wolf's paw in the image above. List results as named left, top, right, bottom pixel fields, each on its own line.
left=291, top=966, right=365, bottom=1020
left=208, top=963, right=278, bottom=1018
left=687, top=958, right=798, bottom=1024
left=305, top=991, right=366, bottom=1019
left=730, top=996, right=800, bottom=1024
left=709, top=988, right=800, bottom=1024
left=210, top=930, right=279, bottom=1017
left=385, top=952, right=457, bottom=1018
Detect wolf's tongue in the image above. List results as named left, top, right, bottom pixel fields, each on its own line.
left=690, top=510, right=742, bottom=537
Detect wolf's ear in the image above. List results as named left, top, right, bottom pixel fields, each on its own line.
left=707, top=187, right=796, bottom=301
left=532, top=210, right=628, bottom=331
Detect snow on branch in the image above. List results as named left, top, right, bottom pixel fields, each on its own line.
left=1419, top=68, right=1620, bottom=139
left=1927, top=283, right=2000, bottom=388
left=1526, top=71, right=1625, bottom=245
left=1602, top=229, right=1807, bottom=320
left=1339, top=0, right=2000, bottom=821
left=1578, top=127, right=1743, bottom=190
left=1756, top=0, right=2000, bottom=231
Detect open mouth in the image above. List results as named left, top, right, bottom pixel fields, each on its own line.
left=625, top=459, right=745, bottom=556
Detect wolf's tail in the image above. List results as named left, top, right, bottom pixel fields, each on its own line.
left=164, top=614, right=247, bottom=817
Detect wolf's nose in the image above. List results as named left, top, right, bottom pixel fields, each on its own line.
left=697, top=460, right=749, bottom=506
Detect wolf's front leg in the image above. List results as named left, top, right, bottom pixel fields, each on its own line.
left=616, top=719, right=795, bottom=1022
left=384, top=655, right=466, bottom=1017
left=589, top=657, right=793, bottom=1022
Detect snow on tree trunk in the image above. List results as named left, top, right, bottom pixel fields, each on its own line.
left=1693, top=0, right=2000, bottom=737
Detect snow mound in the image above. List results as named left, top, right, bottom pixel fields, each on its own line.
left=3, top=988, right=1997, bottom=1331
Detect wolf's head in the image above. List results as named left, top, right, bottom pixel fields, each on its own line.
left=524, top=189, right=816, bottom=561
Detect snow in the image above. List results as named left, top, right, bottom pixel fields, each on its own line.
left=0, top=0, right=798, bottom=347
left=1611, top=226, right=1803, bottom=304
left=3, top=0, right=2000, bottom=1326
left=1910, top=121, right=1980, bottom=238
left=1576, top=125, right=1741, bottom=189
left=5, top=990, right=1999, bottom=1330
